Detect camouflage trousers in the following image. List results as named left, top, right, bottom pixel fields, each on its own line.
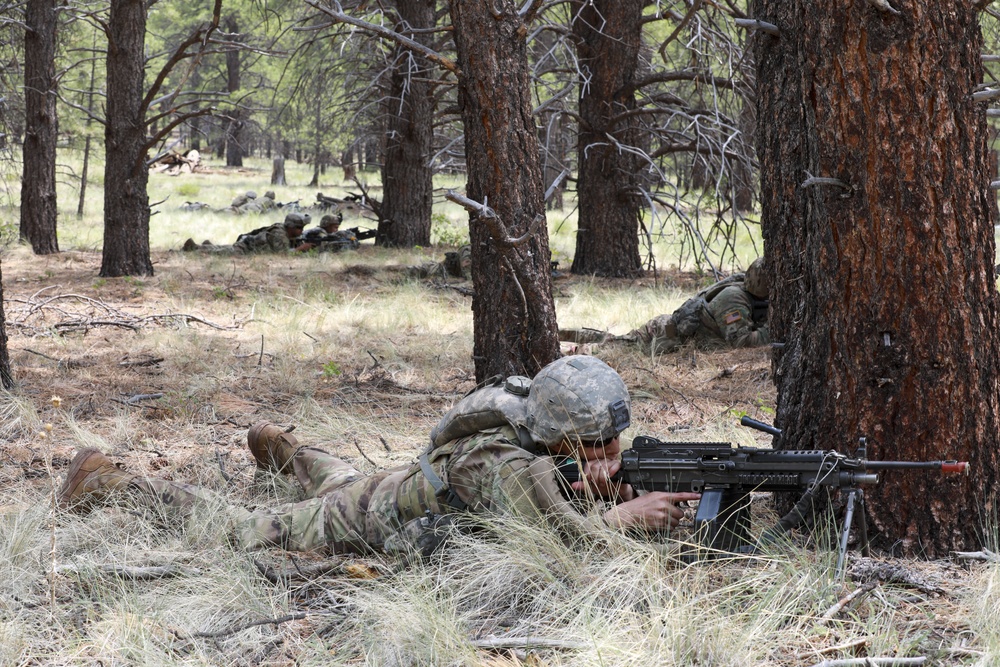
left=129, top=447, right=419, bottom=554
left=560, top=316, right=723, bottom=356
left=123, top=428, right=572, bottom=555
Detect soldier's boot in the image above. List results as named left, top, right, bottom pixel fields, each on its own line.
left=247, top=421, right=303, bottom=473
left=59, top=449, right=137, bottom=512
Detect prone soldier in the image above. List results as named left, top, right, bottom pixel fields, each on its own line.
left=295, top=213, right=366, bottom=252
left=561, top=258, right=770, bottom=354
left=181, top=212, right=309, bottom=254
left=59, top=356, right=699, bottom=557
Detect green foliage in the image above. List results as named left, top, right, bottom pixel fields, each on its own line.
left=321, top=360, right=342, bottom=377
left=0, top=219, right=19, bottom=249
left=176, top=183, right=200, bottom=198
left=430, top=213, right=469, bottom=247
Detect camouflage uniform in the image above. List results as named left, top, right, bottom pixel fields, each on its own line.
left=64, top=356, right=627, bottom=556
left=561, top=261, right=769, bottom=354
left=230, top=191, right=258, bottom=213
left=627, top=284, right=769, bottom=354
left=185, top=214, right=307, bottom=255
left=408, top=245, right=472, bottom=280
left=232, top=223, right=296, bottom=254
left=259, top=191, right=277, bottom=211
left=119, top=425, right=590, bottom=554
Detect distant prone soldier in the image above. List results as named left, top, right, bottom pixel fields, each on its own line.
left=406, top=245, right=472, bottom=281
left=231, top=190, right=278, bottom=215
left=295, top=214, right=374, bottom=253
left=181, top=212, right=309, bottom=254
left=560, top=258, right=770, bottom=354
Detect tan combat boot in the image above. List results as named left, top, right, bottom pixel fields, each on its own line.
left=59, top=449, right=136, bottom=512
left=247, top=421, right=302, bottom=473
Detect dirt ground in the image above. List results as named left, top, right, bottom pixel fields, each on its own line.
left=0, top=245, right=777, bottom=478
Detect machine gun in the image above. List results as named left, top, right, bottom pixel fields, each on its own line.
left=564, top=417, right=968, bottom=574
left=297, top=227, right=376, bottom=251
left=345, top=226, right=377, bottom=241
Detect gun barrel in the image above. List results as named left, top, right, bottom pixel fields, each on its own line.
left=739, top=416, right=783, bottom=437
left=866, top=460, right=969, bottom=474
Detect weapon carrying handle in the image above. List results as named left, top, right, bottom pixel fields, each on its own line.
left=739, top=416, right=783, bottom=437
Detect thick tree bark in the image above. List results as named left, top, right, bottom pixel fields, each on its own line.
left=569, top=0, right=643, bottom=278
left=754, top=1, right=998, bottom=556
left=20, top=0, right=59, bottom=254
left=101, top=0, right=153, bottom=277
left=448, top=0, right=560, bottom=381
left=377, top=0, right=435, bottom=248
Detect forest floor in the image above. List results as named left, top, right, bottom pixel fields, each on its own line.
left=0, top=241, right=995, bottom=666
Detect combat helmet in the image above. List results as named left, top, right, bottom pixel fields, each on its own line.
left=283, top=212, right=310, bottom=229
left=525, top=355, right=631, bottom=449
left=743, top=257, right=769, bottom=298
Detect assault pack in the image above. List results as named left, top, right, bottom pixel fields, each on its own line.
left=429, top=375, right=537, bottom=452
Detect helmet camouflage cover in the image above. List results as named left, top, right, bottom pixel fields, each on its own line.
left=526, top=355, right=631, bottom=449
left=743, top=257, right=769, bottom=298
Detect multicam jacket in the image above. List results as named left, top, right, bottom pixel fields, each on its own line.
left=232, top=223, right=293, bottom=254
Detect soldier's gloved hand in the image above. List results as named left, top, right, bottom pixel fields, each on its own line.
left=602, top=492, right=702, bottom=531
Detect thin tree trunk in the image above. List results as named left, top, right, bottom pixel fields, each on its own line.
left=448, top=0, right=559, bottom=380
left=309, top=84, right=322, bottom=187
left=224, top=16, right=243, bottom=168
left=20, top=0, right=59, bottom=254
left=342, top=147, right=356, bottom=181
left=569, top=0, right=642, bottom=277
left=0, top=259, right=12, bottom=389
left=378, top=0, right=434, bottom=248
left=101, top=0, right=153, bottom=277
left=77, top=30, right=99, bottom=218
left=754, top=0, right=998, bottom=556
left=271, top=155, right=286, bottom=186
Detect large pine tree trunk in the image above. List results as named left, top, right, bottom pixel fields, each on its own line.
left=377, top=0, right=435, bottom=248
left=448, top=0, right=559, bottom=381
left=20, top=0, right=59, bottom=255
left=569, top=0, right=643, bottom=278
left=754, top=1, right=999, bottom=556
left=101, top=0, right=153, bottom=277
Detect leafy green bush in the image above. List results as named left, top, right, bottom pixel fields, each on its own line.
left=430, top=213, right=469, bottom=247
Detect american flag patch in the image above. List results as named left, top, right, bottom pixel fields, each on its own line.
left=724, top=311, right=742, bottom=325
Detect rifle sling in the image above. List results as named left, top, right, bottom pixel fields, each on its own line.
left=418, top=453, right=467, bottom=511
